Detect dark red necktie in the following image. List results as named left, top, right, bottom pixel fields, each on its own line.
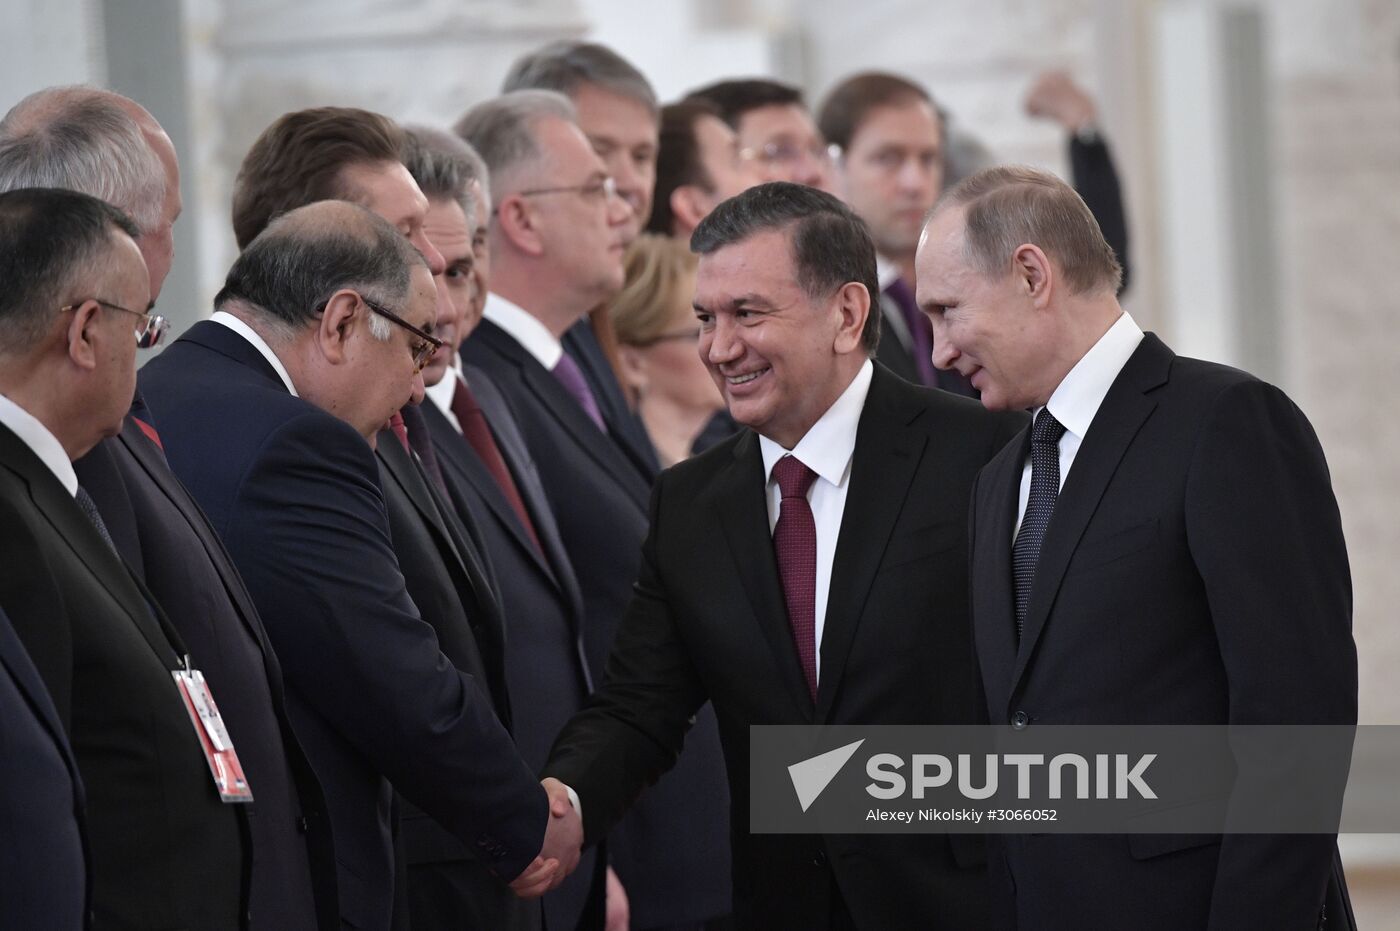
left=451, top=378, right=543, bottom=555
left=388, top=411, right=411, bottom=452
left=772, top=455, right=819, bottom=702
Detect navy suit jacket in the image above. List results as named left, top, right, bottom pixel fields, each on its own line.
left=464, top=318, right=733, bottom=926
left=422, top=371, right=598, bottom=931
left=75, top=416, right=336, bottom=930
left=969, top=334, right=1356, bottom=930
left=0, top=604, right=86, bottom=930
left=0, top=421, right=243, bottom=930
left=139, top=320, right=548, bottom=930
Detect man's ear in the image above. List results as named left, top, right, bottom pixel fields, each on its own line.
left=1012, top=243, right=1054, bottom=309
left=64, top=300, right=102, bottom=371
left=831, top=281, right=871, bottom=355
left=669, top=185, right=709, bottom=237
left=317, top=289, right=361, bottom=364
left=495, top=195, right=545, bottom=257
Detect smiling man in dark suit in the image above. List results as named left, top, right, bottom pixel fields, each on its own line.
left=544, top=182, right=1022, bottom=929
left=916, top=165, right=1357, bottom=930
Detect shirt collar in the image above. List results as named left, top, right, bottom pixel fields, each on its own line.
left=875, top=254, right=902, bottom=291
left=210, top=310, right=299, bottom=396
left=1038, top=311, right=1144, bottom=440
left=0, top=392, right=78, bottom=496
left=424, top=353, right=462, bottom=416
left=759, top=358, right=874, bottom=488
left=483, top=292, right=563, bottom=370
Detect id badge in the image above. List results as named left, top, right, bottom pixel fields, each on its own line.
left=172, top=660, right=254, bottom=803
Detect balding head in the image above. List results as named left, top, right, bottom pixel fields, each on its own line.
left=0, top=86, right=182, bottom=300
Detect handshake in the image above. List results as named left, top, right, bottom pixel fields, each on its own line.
left=508, top=777, right=583, bottom=898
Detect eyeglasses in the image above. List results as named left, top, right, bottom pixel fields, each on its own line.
left=359, top=295, right=443, bottom=373
left=59, top=298, right=169, bottom=349
left=517, top=175, right=619, bottom=204
left=739, top=140, right=834, bottom=168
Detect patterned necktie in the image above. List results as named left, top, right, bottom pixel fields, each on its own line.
left=75, top=485, right=117, bottom=553
left=772, top=455, right=819, bottom=702
left=1012, top=409, right=1068, bottom=639
left=451, top=377, right=543, bottom=555
left=551, top=352, right=607, bottom=432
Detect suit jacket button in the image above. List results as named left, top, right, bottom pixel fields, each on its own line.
left=812, top=850, right=827, bottom=867
left=1011, top=711, right=1029, bottom=729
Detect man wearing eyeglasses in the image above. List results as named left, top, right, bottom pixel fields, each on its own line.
left=686, top=78, right=837, bottom=194
left=141, top=107, right=583, bottom=929
left=458, top=90, right=735, bottom=931
left=1, top=86, right=337, bottom=929
left=0, top=186, right=245, bottom=930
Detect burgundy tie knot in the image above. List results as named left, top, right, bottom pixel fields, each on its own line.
left=773, top=455, right=817, bottom=501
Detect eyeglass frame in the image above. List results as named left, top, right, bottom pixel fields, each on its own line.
left=738, top=140, right=834, bottom=168
left=59, top=298, right=169, bottom=349
left=514, top=175, right=619, bottom=203
left=316, top=292, right=443, bottom=374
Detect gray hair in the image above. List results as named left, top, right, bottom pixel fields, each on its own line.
left=453, top=90, right=576, bottom=202
left=0, top=86, right=165, bottom=233
left=937, top=165, right=1122, bottom=296
left=214, top=201, right=426, bottom=344
left=503, top=40, right=657, bottom=115
left=402, top=125, right=490, bottom=219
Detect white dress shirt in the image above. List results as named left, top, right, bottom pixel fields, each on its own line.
left=758, top=359, right=874, bottom=681
left=424, top=354, right=464, bottom=432
left=1015, top=312, right=1144, bottom=537
left=483, top=293, right=563, bottom=371
left=0, top=392, right=77, bottom=496
left=211, top=311, right=299, bottom=396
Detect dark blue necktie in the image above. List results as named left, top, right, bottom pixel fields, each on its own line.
left=1012, top=409, right=1067, bottom=640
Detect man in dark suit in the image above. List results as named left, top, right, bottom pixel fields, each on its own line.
left=409, top=126, right=600, bottom=931
left=0, top=187, right=244, bottom=929
left=0, top=603, right=86, bottom=930
left=457, top=90, right=734, bottom=929
left=915, top=165, right=1357, bottom=930
left=544, top=182, right=1022, bottom=929
left=504, top=40, right=665, bottom=489
left=139, top=201, right=581, bottom=930
left=0, top=84, right=337, bottom=929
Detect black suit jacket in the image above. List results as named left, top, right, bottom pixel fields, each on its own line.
left=969, top=334, right=1356, bottom=930
left=422, top=374, right=598, bottom=931
left=0, top=604, right=86, bottom=930
left=139, top=321, right=548, bottom=930
left=546, top=366, right=1025, bottom=929
left=75, top=416, right=336, bottom=931
left=464, top=318, right=732, bottom=927
left=0, top=421, right=244, bottom=930
left=375, top=423, right=540, bottom=931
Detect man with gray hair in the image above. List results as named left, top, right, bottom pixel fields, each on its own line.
left=0, top=87, right=337, bottom=929
left=504, top=40, right=665, bottom=488
left=458, top=89, right=733, bottom=930
left=917, top=165, right=1354, bottom=929
left=408, top=124, right=601, bottom=931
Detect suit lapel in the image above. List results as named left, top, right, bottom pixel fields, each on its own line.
left=716, top=431, right=814, bottom=719
left=974, top=430, right=1029, bottom=714
left=0, top=613, right=82, bottom=783
left=816, top=369, right=926, bottom=721
left=1011, top=336, right=1172, bottom=693
left=0, top=426, right=177, bottom=668
left=114, top=418, right=278, bottom=662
